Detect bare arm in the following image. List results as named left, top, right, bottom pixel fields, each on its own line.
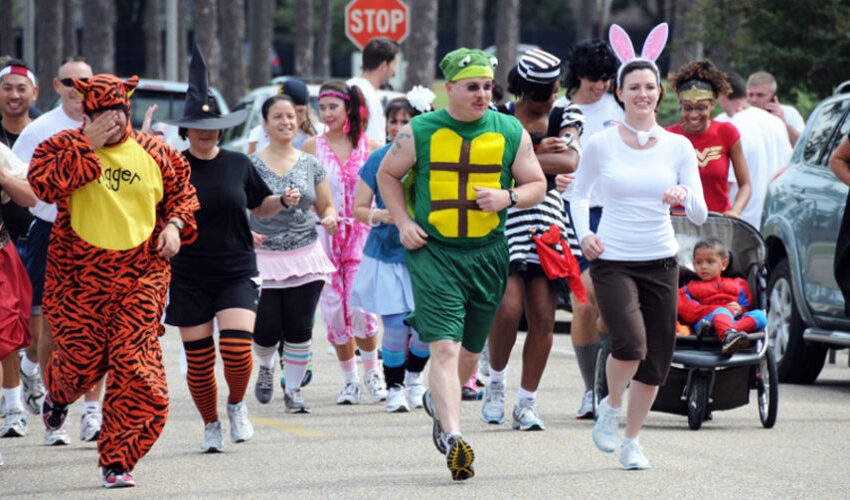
left=726, top=139, right=752, bottom=217
left=300, top=137, right=317, bottom=156
left=353, top=180, right=393, bottom=226
left=251, top=194, right=287, bottom=218
left=313, top=178, right=338, bottom=235
left=534, top=127, right=580, bottom=175
left=830, top=137, right=850, bottom=186
left=376, top=125, right=427, bottom=249
left=472, top=130, right=547, bottom=211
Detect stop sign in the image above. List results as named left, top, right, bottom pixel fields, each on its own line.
left=345, top=0, right=409, bottom=50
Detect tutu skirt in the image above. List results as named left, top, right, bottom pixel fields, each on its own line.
left=351, top=255, right=415, bottom=315
left=256, top=241, right=336, bottom=289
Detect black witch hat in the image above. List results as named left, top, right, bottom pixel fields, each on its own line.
left=165, top=44, right=247, bottom=130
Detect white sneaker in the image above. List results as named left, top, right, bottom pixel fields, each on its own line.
left=576, top=390, right=595, bottom=419
left=620, top=439, right=651, bottom=470
left=336, top=382, right=361, bottom=405
left=226, top=402, right=254, bottom=443
left=0, top=409, right=28, bottom=437
left=406, top=372, right=426, bottom=409
left=592, top=397, right=621, bottom=453
left=385, top=386, right=410, bottom=413
left=44, top=426, right=71, bottom=446
left=364, top=369, right=388, bottom=403
left=480, top=381, right=506, bottom=424
left=20, top=369, right=46, bottom=416
left=0, top=448, right=3, bottom=466
left=80, top=410, right=103, bottom=442
left=200, top=421, right=223, bottom=453
left=478, top=345, right=490, bottom=377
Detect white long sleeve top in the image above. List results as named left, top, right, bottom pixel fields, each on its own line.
left=571, top=126, right=708, bottom=261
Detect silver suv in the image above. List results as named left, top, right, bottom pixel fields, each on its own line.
left=762, top=81, right=850, bottom=383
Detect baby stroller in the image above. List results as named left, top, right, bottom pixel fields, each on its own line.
left=592, top=214, right=778, bottom=430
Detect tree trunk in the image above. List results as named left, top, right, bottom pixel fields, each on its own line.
left=669, top=0, right=705, bottom=73
left=249, top=0, right=273, bottom=87
left=178, top=0, right=189, bottom=81
left=1, top=0, right=16, bottom=57
left=63, top=0, right=77, bottom=56
left=457, top=0, right=485, bottom=49
left=403, top=0, right=438, bottom=89
left=574, top=0, right=596, bottom=41
left=217, top=0, right=246, bottom=107
left=294, top=0, right=314, bottom=77
left=314, top=0, right=332, bottom=78
left=35, top=0, right=63, bottom=108
left=494, top=0, right=518, bottom=89
left=194, top=0, right=219, bottom=87
left=82, top=0, right=115, bottom=74
left=144, top=0, right=163, bottom=79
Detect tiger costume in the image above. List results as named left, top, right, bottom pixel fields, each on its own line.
left=27, top=73, right=199, bottom=485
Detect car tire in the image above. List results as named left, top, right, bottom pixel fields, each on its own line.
left=766, top=259, right=827, bottom=384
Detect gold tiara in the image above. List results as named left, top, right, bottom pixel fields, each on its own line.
left=678, top=84, right=715, bottom=103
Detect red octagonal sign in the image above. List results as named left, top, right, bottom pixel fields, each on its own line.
left=345, top=0, right=409, bottom=51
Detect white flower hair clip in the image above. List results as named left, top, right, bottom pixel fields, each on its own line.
left=608, top=22, right=668, bottom=86
left=405, top=85, right=436, bottom=113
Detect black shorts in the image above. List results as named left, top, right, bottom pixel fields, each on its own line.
left=165, top=274, right=261, bottom=327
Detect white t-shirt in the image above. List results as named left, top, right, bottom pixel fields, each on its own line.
left=12, top=106, right=83, bottom=223
left=554, top=93, right=624, bottom=206
left=716, top=107, right=792, bottom=228
left=781, top=104, right=805, bottom=133
left=571, top=126, right=707, bottom=261
left=347, top=76, right=385, bottom=144
left=1, top=142, right=27, bottom=204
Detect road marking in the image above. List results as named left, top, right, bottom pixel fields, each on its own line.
left=252, top=417, right=332, bottom=438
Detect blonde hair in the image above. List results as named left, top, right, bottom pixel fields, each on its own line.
left=746, top=71, right=777, bottom=93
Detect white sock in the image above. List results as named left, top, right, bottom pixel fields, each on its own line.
left=489, top=366, right=507, bottom=386
left=622, top=436, right=638, bottom=446
left=3, top=385, right=23, bottom=411
left=21, top=355, right=39, bottom=377
left=405, top=370, right=423, bottom=386
left=84, top=401, right=100, bottom=414
left=253, top=343, right=277, bottom=370
left=517, top=387, right=536, bottom=402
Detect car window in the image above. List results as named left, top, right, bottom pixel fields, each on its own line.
left=129, top=90, right=186, bottom=129
left=221, top=101, right=253, bottom=143
left=802, top=98, right=850, bottom=166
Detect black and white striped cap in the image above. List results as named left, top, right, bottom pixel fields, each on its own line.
left=517, top=49, right=561, bottom=84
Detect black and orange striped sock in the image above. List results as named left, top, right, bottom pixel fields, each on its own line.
left=219, top=330, right=253, bottom=405
left=183, top=337, right=218, bottom=424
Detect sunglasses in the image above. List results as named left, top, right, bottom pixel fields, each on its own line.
left=59, top=77, right=89, bottom=87
left=463, top=82, right=494, bottom=93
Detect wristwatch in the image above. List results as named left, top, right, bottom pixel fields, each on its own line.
left=508, top=189, right=519, bottom=207
left=167, top=218, right=184, bottom=231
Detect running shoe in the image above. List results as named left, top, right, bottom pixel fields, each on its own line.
left=200, top=421, right=223, bottom=453
left=336, top=382, right=361, bottom=405
left=592, top=396, right=621, bottom=453
left=721, top=328, right=749, bottom=355
left=445, top=435, right=475, bottom=481
left=512, top=398, right=545, bottom=431
left=20, top=368, right=45, bottom=416
left=0, top=409, right=28, bottom=437
left=44, top=426, right=71, bottom=446
left=478, top=345, right=490, bottom=377
left=364, top=369, right=388, bottom=403
left=41, top=394, right=68, bottom=432
left=386, top=385, right=409, bottom=413
left=407, top=379, right=426, bottom=409
left=576, top=389, right=595, bottom=419
left=255, top=365, right=274, bottom=404
left=80, top=409, right=102, bottom=442
left=620, top=440, right=651, bottom=470
left=695, top=319, right=714, bottom=337
left=102, top=467, right=135, bottom=488
left=226, top=401, right=254, bottom=443
left=480, top=381, right=506, bottom=424
left=284, top=389, right=311, bottom=414
left=422, top=389, right=447, bottom=454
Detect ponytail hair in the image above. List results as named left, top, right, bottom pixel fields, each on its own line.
left=319, top=80, right=368, bottom=148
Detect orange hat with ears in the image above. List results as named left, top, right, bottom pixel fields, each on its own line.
left=72, top=74, right=139, bottom=116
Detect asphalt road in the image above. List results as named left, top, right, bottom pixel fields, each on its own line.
left=3, top=317, right=849, bottom=498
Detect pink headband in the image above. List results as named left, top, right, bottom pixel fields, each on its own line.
left=319, top=91, right=350, bottom=101
left=0, top=65, right=37, bottom=87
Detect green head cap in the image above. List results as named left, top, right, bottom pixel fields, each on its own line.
left=439, top=48, right=497, bottom=82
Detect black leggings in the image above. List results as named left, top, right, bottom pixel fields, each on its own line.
left=254, top=280, right=325, bottom=347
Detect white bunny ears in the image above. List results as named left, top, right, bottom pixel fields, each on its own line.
left=608, top=22, right=668, bottom=87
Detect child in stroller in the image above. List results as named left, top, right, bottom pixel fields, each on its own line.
left=678, top=237, right=767, bottom=355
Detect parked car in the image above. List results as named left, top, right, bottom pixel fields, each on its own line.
left=762, top=81, right=850, bottom=383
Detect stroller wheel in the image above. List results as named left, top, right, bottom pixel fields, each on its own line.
left=757, top=349, right=779, bottom=428
left=687, top=373, right=709, bottom=430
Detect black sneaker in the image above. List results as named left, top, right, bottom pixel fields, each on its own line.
left=461, top=386, right=481, bottom=401
left=446, top=435, right=475, bottom=481
left=41, top=394, right=69, bottom=431
left=721, top=328, right=749, bottom=355
left=422, top=390, right=447, bottom=454
left=695, top=319, right=714, bottom=338
left=102, top=466, right=135, bottom=488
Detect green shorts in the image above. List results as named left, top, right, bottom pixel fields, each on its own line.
left=405, top=237, right=508, bottom=353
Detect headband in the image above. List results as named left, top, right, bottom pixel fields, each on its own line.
left=0, top=65, right=37, bottom=87
left=318, top=91, right=350, bottom=101
left=608, top=23, right=668, bottom=86
left=517, top=49, right=561, bottom=84
left=677, top=81, right=715, bottom=103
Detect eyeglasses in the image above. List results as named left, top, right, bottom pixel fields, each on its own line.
left=464, top=82, right=493, bottom=93
left=59, top=77, right=89, bottom=87
left=681, top=103, right=712, bottom=113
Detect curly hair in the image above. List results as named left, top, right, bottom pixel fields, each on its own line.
left=668, top=59, right=731, bottom=97
left=564, top=39, right=619, bottom=96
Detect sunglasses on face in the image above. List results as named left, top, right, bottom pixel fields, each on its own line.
left=59, top=77, right=90, bottom=87
left=464, top=82, right=493, bottom=93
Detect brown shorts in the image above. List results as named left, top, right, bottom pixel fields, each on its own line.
left=589, top=257, right=678, bottom=386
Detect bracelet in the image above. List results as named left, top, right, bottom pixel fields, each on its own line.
left=167, top=218, right=184, bottom=231
left=279, top=194, right=287, bottom=207
left=367, top=208, right=380, bottom=227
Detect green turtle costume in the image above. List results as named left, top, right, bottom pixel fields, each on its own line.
left=404, top=48, right=524, bottom=353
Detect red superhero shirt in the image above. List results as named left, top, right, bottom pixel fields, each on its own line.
left=678, top=276, right=753, bottom=324
left=667, top=120, right=741, bottom=213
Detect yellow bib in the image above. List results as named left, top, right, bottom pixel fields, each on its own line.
left=69, top=139, right=164, bottom=250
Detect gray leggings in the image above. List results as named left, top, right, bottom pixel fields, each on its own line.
left=589, top=257, right=678, bottom=386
